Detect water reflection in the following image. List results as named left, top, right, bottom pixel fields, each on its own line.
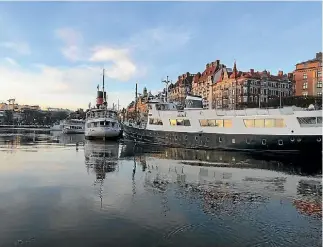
left=0, top=133, right=321, bottom=247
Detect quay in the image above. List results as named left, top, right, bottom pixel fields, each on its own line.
left=0, top=125, right=51, bottom=129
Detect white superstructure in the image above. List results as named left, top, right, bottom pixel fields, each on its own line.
left=62, top=119, right=85, bottom=134
left=123, top=95, right=322, bottom=153
left=85, top=108, right=121, bottom=139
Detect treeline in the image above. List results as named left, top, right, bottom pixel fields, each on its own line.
left=2, top=108, right=86, bottom=125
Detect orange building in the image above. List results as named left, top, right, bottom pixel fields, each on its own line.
left=293, top=52, right=322, bottom=96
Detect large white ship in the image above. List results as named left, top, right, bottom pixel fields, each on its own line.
left=85, top=69, right=122, bottom=140
left=123, top=95, right=322, bottom=154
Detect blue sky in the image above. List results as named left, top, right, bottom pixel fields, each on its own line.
left=0, top=1, right=321, bottom=109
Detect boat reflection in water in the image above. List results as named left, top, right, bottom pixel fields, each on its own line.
left=84, top=140, right=121, bottom=207
left=120, top=142, right=322, bottom=218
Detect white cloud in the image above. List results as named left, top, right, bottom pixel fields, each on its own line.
left=89, top=46, right=137, bottom=81
left=55, top=28, right=138, bottom=81
left=0, top=62, right=135, bottom=110
left=0, top=41, right=31, bottom=55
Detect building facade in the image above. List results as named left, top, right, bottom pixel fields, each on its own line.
left=293, top=52, right=322, bottom=97
left=192, top=60, right=222, bottom=103
left=212, top=62, right=293, bottom=109
left=168, top=72, right=194, bottom=105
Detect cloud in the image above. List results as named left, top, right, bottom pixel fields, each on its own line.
left=55, top=27, right=83, bottom=61
left=4, top=57, right=18, bottom=66
left=129, top=26, right=192, bottom=53
left=89, top=46, right=137, bottom=81
left=0, top=62, right=135, bottom=110
left=55, top=27, right=139, bottom=81
left=0, top=41, right=31, bottom=55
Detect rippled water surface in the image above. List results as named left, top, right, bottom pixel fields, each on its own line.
left=0, top=130, right=322, bottom=247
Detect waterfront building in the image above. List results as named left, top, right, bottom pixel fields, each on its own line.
left=192, top=60, right=222, bottom=107
left=168, top=72, right=194, bottom=105
left=293, top=52, right=322, bottom=97
left=211, top=62, right=293, bottom=109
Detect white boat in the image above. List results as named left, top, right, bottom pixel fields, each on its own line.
left=123, top=94, right=323, bottom=154
left=62, top=119, right=85, bottom=134
left=85, top=69, right=122, bottom=140
left=50, top=120, right=65, bottom=131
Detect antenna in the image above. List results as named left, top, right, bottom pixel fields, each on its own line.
left=102, top=68, right=105, bottom=102
left=162, top=76, right=170, bottom=102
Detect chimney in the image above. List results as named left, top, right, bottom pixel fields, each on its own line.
left=316, top=52, right=322, bottom=60
left=250, top=69, right=254, bottom=74
left=278, top=70, right=284, bottom=77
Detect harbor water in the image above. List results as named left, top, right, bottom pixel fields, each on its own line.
left=0, top=130, right=321, bottom=247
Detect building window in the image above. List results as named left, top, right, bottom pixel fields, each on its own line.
left=303, top=73, right=307, bottom=79
left=318, top=71, right=322, bottom=79
left=303, top=82, right=308, bottom=89
left=169, top=119, right=190, bottom=126
left=317, top=82, right=322, bottom=88
left=317, top=92, right=322, bottom=96
left=302, top=91, right=308, bottom=96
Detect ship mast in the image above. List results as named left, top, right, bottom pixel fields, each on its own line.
left=102, top=68, right=106, bottom=104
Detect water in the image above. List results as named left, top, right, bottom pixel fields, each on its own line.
left=0, top=130, right=321, bottom=247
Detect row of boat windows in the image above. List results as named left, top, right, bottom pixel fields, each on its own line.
left=149, top=118, right=285, bottom=128
left=87, top=112, right=117, bottom=118
left=87, top=121, right=118, bottom=128
left=65, top=126, right=83, bottom=129
left=243, top=119, right=286, bottom=128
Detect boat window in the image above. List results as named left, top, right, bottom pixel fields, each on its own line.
left=149, top=118, right=163, bottom=125
left=243, top=119, right=255, bottom=128
left=275, top=119, right=286, bottom=127
left=224, top=119, right=232, bottom=128
left=254, top=119, right=264, bottom=128
left=169, top=119, right=191, bottom=126
left=199, top=119, right=208, bottom=127
left=170, top=119, right=177, bottom=126
left=105, top=121, right=110, bottom=126
left=317, top=117, right=322, bottom=124
left=264, top=119, right=275, bottom=128
left=199, top=119, right=231, bottom=127
left=94, top=122, right=98, bottom=127
left=111, top=122, right=115, bottom=127
left=100, top=121, right=105, bottom=126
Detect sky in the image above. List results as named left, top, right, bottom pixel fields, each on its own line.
left=0, top=1, right=322, bottom=110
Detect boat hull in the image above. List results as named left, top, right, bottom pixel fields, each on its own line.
left=123, top=125, right=323, bottom=154
left=85, top=127, right=122, bottom=140
left=62, top=129, right=85, bottom=134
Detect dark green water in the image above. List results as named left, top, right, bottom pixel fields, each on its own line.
left=0, top=131, right=321, bottom=247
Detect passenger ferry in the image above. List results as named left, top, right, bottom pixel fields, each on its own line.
left=85, top=69, right=122, bottom=140
left=50, top=120, right=65, bottom=131
left=62, top=119, right=85, bottom=134
left=123, top=95, right=323, bottom=154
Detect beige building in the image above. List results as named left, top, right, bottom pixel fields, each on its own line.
left=211, top=62, right=293, bottom=109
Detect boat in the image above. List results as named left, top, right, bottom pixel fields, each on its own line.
left=62, top=119, right=85, bottom=134
left=85, top=69, right=122, bottom=140
left=123, top=94, right=323, bottom=154
left=50, top=120, right=65, bottom=131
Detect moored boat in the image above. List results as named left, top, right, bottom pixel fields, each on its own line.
left=62, top=119, right=85, bottom=134
left=85, top=69, right=122, bottom=140
left=123, top=95, right=322, bottom=154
